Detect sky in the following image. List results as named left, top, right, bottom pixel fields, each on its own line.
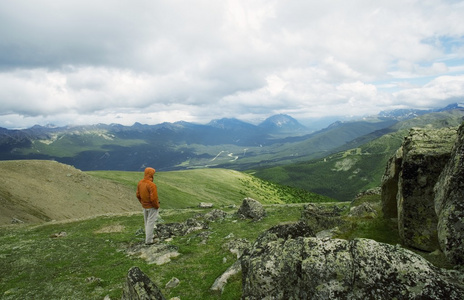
left=0, top=0, right=464, bottom=129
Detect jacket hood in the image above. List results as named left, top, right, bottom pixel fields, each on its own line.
left=144, top=167, right=156, bottom=180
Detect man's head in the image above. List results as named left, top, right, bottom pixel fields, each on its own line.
left=144, top=167, right=156, bottom=181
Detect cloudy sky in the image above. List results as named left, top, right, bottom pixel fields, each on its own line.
left=1, top=0, right=463, bottom=129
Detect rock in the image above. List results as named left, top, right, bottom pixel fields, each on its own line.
left=165, top=277, right=180, bottom=289
left=204, top=209, right=227, bottom=221
left=126, top=243, right=180, bottom=265
left=11, top=217, right=24, bottom=224
left=156, top=218, right=208, bottom=240
left=300, top=204, right=345, bottom=233
left=210, top=260, right=241, bottom=293
left=236, top=198, right=266, bottom=221
left=434, top=123, right=464, bottom=265
left=354, top=187, right=381, bottom=201
left=50, top=231, right=67, bottom=238
left=198, top=202, right=213, bottom=208
left=85, top=276, right=102, bottom=283
left=121, top=266, right=166, bottom=300
left=399, top=127, right=457, bottom=251
left=315, top=227, right=340, bottom=239
left=381, top=147, right=403, bottom=218
left=382, top=127, right=457, bottom=251
left=222, top=238, right=250, bottom=258
left=254, top=221, right=315, bottom=246
left=241, top=234, right=464, bottom=299
left=349, top=202, right=378, bottom=218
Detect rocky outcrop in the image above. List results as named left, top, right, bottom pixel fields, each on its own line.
left=121, top=266, right=166, bottom=300
left=156, top=218, right=208, bottom=240
left=381, top=147, right=403, bottom=218
left=349, top=202, right=377, bottom=218
left=241, top=226, right=464, bottom=299
left=434, top=124, right=464, bottom=265
left=381, top=127, right=457, bottom=251
left=236, top=198, right=266, bottom=221
left=300, top=203, right=345, bottom=233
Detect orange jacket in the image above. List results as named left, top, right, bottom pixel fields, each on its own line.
left=136, top=167, right=160, bottom=209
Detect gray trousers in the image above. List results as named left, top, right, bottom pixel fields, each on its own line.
left=143, top=208, right=159, bottom=244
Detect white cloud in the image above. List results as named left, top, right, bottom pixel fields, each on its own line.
left=0, top=0, right=463, bottom=128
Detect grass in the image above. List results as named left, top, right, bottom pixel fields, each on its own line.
left=0, top=205, right=305, bottom=300
left=87, top=169, right=336, bottom=209
left=1, top=192, right=454, bottom=299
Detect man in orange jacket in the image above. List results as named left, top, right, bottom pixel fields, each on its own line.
left=136, top=167, right=160, bottom=245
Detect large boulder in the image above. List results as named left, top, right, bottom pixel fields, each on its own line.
left=300, top=204, right=345, bottom=233
left=241, top=227, right=464, bottom=299
left=381, top=147, right=403, bottom=218
left=434, top=123, right=464, bottom=265
left=237, top=198, right=266, bottom=221
left=121, top=266, right=166, bottom=300
left=382, top=127, right=457, bottom=251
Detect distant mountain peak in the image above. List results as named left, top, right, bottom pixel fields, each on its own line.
left=259, top=114, right=307, bottom=132
left=207, top=118, right=257, bottom=130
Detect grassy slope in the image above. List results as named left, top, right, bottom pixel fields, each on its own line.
left=0, top=160, right=334, bottom=225
left=0, top=194, right=451, bottom=299
left=88, top=168, right=335, bottom=209
left=0, top=167, right=453, bottom=299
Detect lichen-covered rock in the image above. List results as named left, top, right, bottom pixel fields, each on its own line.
left=121, top=266, right=166, bottom=300
left=300, top=204, right=345, bottom=233
left=398, top=127, right=457, bottom=251
left=381, top=147, right=403, bottom=218
left=237, top=198, right=266, bottom=220
left=241, top=235, right=464, bottom=300
left=349, top=202, right=378, bottom=218
left=156, top=218, right=208, bottom=239
left=435, top=123, right=464, bottom=265
left=204, top=209, right=228, bottom=221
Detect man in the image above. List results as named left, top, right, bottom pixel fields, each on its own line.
left=136, top=167, right=160, bottom=245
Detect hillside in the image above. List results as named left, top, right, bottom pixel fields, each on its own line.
left=0, top=160, right=333, bottom=225
left=252, top=110, right=464, bottom=201
left=0, top=114, right=398, bottom=171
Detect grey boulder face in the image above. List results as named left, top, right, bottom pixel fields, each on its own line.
left=241, top=225, right=464, bottom=300
left=236, top=197, right=266, bottom=221
left=121, top=266, right=166, bottom=300
left=380, top=127, right=457, bottom=252
left=434, top=123, right=464, bottom=265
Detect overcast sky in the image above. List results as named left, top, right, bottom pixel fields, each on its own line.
left=1, top=0, right=463, bottom=129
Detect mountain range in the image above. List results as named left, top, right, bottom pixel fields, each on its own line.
left=1, top=103, right=464, bottom=201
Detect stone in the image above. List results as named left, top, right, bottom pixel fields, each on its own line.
left=382, top=127, right=457, bottom=251
left=204, top=209, right=227, bottom=221
left=300, top=204, right=345, bottom=233
left=381, top=147, right=403, bottom=218
left=156, top=218, right=208, bottom=240
left=236, top=197, right=266, bottom=221
left=126, top=243, right=180, bottom=265
left=222, top=238, right=250, bottom=258
left=121, top=266, right=166, bottom=300
left=398, top=127, right=457, bottom=251
left=210, top=260, right=241, bottom=293
left=11, top=217, right=24, bottom=224
left=198, top=202, right=213, bottom=208
left=349, top=202, right=378, bottom=218
left=434, top=123, right=464, bottom=265
left=50, top=231, right=67, bottom=238
left=165, top=277, right=180, bottom=289
left=241, top=234, right=464, bottom=299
